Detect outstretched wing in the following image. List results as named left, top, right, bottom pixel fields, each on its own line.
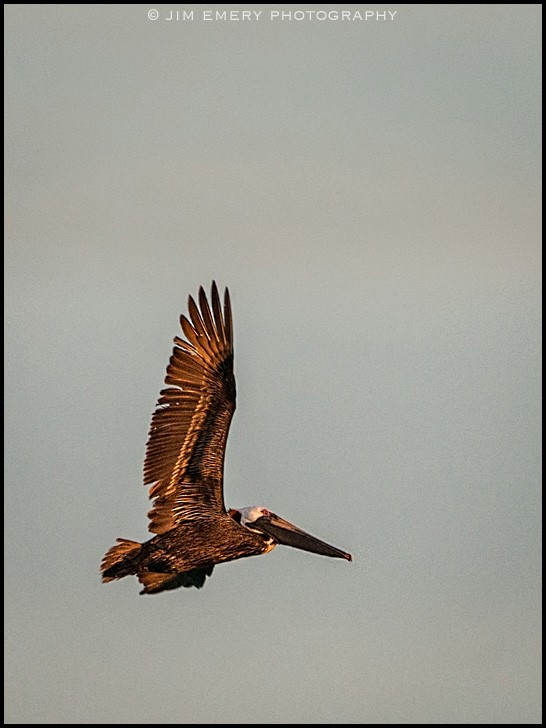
left=143, top=282, right=235, bottom=534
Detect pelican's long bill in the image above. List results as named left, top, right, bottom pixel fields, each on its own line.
left=252, top=514, right=352, bottom=561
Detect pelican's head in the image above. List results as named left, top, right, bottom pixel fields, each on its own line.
left=228, top=506, right=352, bottom=561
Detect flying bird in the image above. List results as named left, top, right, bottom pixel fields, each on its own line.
left=101, top=283, right=352, bottom=594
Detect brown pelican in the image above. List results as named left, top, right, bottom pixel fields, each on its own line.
left=101, top=283, right=352, bottom=594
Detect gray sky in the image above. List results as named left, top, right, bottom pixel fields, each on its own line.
left=4, top=4, right=541, bottom=724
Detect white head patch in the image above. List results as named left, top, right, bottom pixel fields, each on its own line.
left=239, top=506, right=271, bottom=526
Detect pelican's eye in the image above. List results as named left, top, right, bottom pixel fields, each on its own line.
left=260, top=508, right=271, bottom=517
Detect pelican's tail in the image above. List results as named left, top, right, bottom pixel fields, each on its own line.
left=101, top=538, right=142, bottom=582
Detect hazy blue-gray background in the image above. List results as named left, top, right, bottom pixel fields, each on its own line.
left=5, top=4, right=541, bottom=724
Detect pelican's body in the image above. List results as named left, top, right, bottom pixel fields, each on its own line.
left=101, top=283, right=351, bottom=594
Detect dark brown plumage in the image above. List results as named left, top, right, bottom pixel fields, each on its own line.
left=101, top=283, right=351, bottom=595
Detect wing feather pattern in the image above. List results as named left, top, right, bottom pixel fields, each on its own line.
left=143, top=282, right=235, bottom=534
